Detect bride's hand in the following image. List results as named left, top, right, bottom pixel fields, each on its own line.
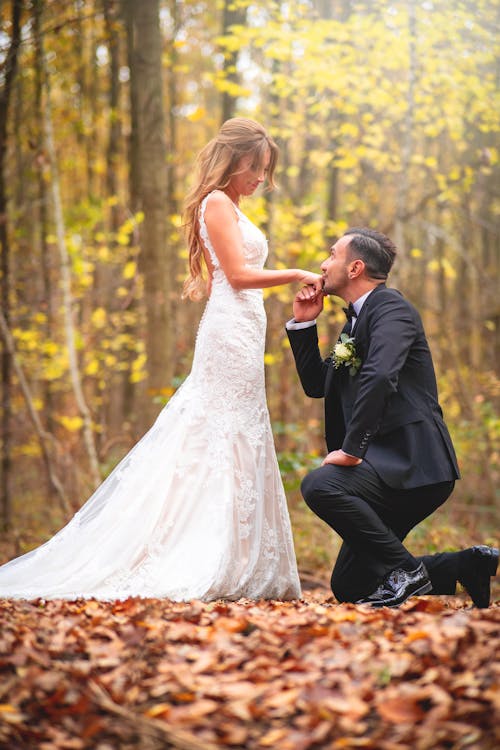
left=297, top=271, right=323, bottom=294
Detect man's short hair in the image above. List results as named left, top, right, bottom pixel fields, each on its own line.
left=343, top=227, right=397, bottom=280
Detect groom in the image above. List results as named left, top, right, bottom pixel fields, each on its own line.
left=287, top=227, right=498, bottom=607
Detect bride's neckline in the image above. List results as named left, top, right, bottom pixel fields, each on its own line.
left=218, top=188, right=246, bottom=211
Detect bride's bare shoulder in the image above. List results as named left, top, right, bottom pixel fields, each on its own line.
left=204, top=190, right=237, bottom=220
left=205, top=189, right=231, bottom=206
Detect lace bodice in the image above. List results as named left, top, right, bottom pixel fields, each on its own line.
left=199, top=190, right=268, bottom=272
left=189, top=191, right=271, bottom=467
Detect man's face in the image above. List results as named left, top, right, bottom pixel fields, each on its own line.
left=321, top=235, right=352, bottom=296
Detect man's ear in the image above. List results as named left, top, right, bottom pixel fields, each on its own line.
left=349, top=259, right=365, bottom=279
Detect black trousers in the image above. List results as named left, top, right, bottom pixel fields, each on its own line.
left=301, top=461, right=458, bottom=602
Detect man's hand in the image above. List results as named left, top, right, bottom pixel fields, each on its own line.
left=321, top=450, right=362, bottom=467
left=293, top=283, right=325, bottom=322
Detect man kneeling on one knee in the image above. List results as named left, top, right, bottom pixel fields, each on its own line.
left=287, top=227, right=498, bottom=608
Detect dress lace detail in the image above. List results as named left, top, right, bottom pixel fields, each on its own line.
left=0, top=191, right=301, bottom=602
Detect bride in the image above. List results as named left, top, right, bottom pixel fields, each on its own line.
left=0, top=117, right=321, bottom=602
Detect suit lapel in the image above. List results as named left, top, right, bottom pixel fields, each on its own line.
left=326, top=285, right=387, bottom=392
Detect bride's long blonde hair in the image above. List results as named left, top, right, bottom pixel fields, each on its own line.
left=182, top=118, right=278, bottom=301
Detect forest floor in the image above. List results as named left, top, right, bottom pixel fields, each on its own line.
left=0, top=585, right=499, bottom=750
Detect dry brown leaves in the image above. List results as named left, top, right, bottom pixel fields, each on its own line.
left=0, top=591, right=498, bottom=750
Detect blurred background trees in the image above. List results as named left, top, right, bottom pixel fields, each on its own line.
left=0, top=0, right=498, bottom=560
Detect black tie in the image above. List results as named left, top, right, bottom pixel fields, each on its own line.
left=343, top=302, right=356, bottom=322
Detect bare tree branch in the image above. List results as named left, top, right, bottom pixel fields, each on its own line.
left=0, top=307, right=71, bottom=515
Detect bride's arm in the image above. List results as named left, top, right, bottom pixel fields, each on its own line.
left=204, top=192, right=321, bottom=292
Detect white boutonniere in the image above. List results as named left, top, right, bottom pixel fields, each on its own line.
left=332, top=334, right=361, bottom=376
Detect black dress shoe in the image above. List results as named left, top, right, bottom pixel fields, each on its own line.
left=458, top=545, right=499, bottom=608
left=355, top=562, right=432, bottom=608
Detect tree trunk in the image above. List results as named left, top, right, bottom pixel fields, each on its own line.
left=101, top=0, right=128, bottom=436
left=73, top=0, right=98, bottom=198
left=40, top=35, right=102, bottom=489
left=0, top=0, right=22, bottom=532
left=103, top=0, right=121, bottom=230
left=34, top=0, right=54, bottom=439
left=121, top=0, right=142, bottom=422
left=220, top=0, right=247, bottom=123
left=123, top=0, right=140, bottom=215
left=166, top=0, right=179, bottom=218
left=74, top=0, right=89, bottom=197
left=165, top=0, right=181, bottom=340
left=126, top=0, right=172, bottom=423
left=320, top=0, right=350, bottom=238
left=312, top=0, right=352, bottom=19
left=393, top=0, right=416, bottom=286
left=13, top=73, right=24, bottom=211
left=325, top=159, right=339, bottom=228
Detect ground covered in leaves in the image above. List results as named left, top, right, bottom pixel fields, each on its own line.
left=0, top=591, right=499, bottom=750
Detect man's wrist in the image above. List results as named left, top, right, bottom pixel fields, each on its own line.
left=286, top=318, right=317, bottom=330
left=340, top=449, right=357, bottom=458
left=340, top=449, right=363, bottom=465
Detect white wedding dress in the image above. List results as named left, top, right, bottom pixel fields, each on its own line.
left=0, top=192, right=301, bottom=602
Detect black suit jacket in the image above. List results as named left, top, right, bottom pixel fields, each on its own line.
left=287, top=284, right=460, bottom=489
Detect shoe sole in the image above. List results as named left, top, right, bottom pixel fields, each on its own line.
left=411, top=579, right=433, bottom=597
left=386, top=579, right=433, bottom=607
